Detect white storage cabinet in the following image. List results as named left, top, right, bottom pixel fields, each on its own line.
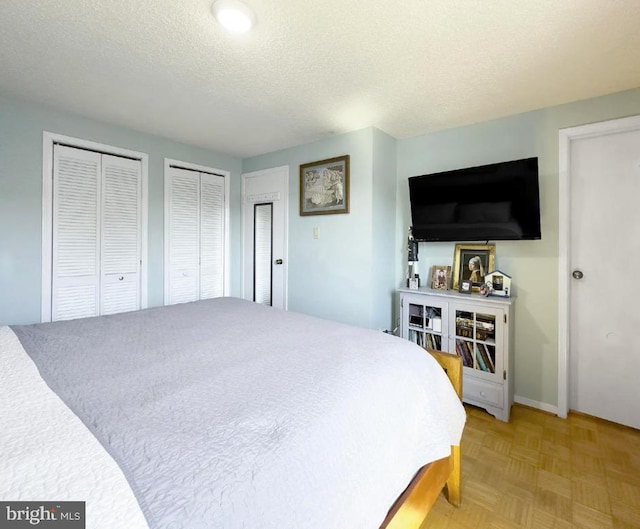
left=399, top=288, right=515, bottom=422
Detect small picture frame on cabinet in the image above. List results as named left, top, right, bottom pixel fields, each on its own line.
left=459, top=279, right=472, bottom=294
left=431, top=265, right=451, bottom=290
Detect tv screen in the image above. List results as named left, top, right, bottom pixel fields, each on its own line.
left=408, top=157, right=541, bottom=242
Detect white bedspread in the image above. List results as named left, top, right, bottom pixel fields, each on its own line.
left=5, top=298, right=465, bottom=529
left=0, top=326, right=150, bottom=529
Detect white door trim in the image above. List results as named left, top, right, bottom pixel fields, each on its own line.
left=241, top=166, right=289, bottom=309
left=557, top=114, right=640, bottom=418
left=41, top=131, right=149, bottom=323
left=163, top=158, right=231, bottom=304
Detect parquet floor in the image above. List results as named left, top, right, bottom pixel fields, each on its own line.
left=423, top=404, right=640, bottom=529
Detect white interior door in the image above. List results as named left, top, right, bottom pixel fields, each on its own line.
left=568, top=120, right=640, bottom=429
left=242, top=166, right=288, bottom=309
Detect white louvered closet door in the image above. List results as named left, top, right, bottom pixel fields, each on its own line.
left=52, top=146, right=101, bottom=321
left=100, top=154, right=142, bottom=315
left=51, top=145, right=143, bottom=321
left=199, top=173, right=225, bottom=299
left=167, top=168, right=200, bottom=304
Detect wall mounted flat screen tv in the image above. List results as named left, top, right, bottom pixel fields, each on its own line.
left=408, top=157, right=541, bottom=242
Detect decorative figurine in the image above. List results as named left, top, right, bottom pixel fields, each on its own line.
left=407, top=227, right=420, bottom=288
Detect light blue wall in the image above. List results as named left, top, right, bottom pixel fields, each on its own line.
left=371, top=129, right=397, bottom=331
left=243, top=129, right=386, bottom=328
left=0, top=93, right=242, bottom=325
left=395, top=87, right=640, bottom=407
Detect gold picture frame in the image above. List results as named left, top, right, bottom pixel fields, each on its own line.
left=452, top=244, right=496, bottom=292
left=299, top=155, right=350, bottom=216
left=431, top=265, right=451, bottom=290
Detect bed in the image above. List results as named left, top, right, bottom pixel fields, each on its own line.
left=1, top=297, right=465, bottom=529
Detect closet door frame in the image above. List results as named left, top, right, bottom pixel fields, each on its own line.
left=41, top=131, right=149, bottom=322
left=163, top=158, right=231, bottom=304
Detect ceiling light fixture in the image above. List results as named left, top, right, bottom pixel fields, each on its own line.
left=212, top=0, right=256, bottom=33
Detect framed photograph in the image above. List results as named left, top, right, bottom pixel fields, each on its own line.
left=459, top=279, right=472, bottom=294
left=431, top=265, right=451, bottom=290
left=452, top=244, right=496, bottom=292
left=299, top=155, right=350, bottom=216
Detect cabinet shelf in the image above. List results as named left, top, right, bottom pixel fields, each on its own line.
left=455, top=335, right=496, bottom=346
left=410, top=325, right=441, bottom=334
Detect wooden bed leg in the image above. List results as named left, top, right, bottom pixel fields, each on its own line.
left=445, top=444, right=461, bottom=507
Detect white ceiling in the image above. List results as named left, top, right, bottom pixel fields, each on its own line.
left=1, top=1, right=640, bottom=158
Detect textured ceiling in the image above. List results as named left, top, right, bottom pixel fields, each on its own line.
left=1, top=0, right=640, bottom=158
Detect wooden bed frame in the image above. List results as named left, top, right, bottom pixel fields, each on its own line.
left=381, top=349, right=463, bottom=529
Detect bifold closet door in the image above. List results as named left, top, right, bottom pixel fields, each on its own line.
left=166, top=167, right=225, bottom=304
left=52, top=146, right=101, bottom=321
left=100, top=154, right=142, bottom=315
left=51, top=145, right=142, bottom=321
left=167, top=168, right=200, bottom=304
left=199, top=173, right=225, bottom=299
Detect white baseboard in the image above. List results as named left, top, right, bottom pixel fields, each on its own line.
left=514, top=395, right=558, bottom=415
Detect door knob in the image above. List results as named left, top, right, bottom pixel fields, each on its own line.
left=275, top=259, right=283, bottom=265
left=572, top=270, right=584, bottom=279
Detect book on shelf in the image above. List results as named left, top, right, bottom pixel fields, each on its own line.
left=479, top=343, right=495, bottom=372
left=466, top=342, right=496, bottom=373
left=476, top=346, right=487, bottom=371
left=464, top=340, right=474, bottom=368
left=456, top=316, right=494, bottom=333
left=456, top=324, right=473, bottom=338
left=475, top=320, right=495, bottom=331
left=425, top=333, right=442, bottom=351
left=456, top=321, right=495, bottom=341
left=455, top=340, right=467, bottom=367
left=456, top=339, right=474, bottom=368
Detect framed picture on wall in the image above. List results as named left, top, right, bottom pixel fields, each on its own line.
left=452, top=244, right=496, bottom=292
left=299, top=155, right=350, bottom=216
